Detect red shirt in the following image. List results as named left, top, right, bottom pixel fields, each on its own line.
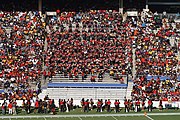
left=124, top=101, right=128, bottom=105
left=148, top=100, right=152, bottom=105
left=35, top=101, right=39, bottom=108
left=136, top=101, right=140, bottom=105
left=114, top=101, right=120, bottom=106
left=107, top=101, right=111, bottom=105
left=97, top=101, right=101, bottom=106
left=84, top=101, right=89, bottom=106
left=8, top=103, right=13, bottom=109
left=60, top=101, right=64, bottom=105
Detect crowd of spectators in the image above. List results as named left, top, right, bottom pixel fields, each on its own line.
left=0, top=11, right=46, bottom=100
left=132, top=76, right=180, bottom=102
left=131, top=12, right=179, bottom=101
left=45, top=10, right=133, bottom=82
left=135, top=16, right=178, bottom=76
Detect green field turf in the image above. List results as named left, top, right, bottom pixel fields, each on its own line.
left=0, top=116, right=149, bottom=120
left=0, top=115, right=180, bottom=120
left=149, top=115, right=180, bottom=120
left=0, top=108, right=180, bottom=120
left=1, top=116, right=180, bottom=120
left=1, top=108, right=178, bottom=116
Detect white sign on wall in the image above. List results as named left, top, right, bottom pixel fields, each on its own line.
left=46, top=12, right=57, bottom=16
left=127, top=11, right=138, bottom=16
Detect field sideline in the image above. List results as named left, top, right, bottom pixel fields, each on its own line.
left=0, top=112, right=180, bottom=120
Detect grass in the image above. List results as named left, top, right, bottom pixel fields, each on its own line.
left=150, top=115, right=180, bottom=120
left=2, top=116, right=180, bottom=120
left=4, top=107, right=179, bottom=116
left=0, top=108, right=180, bottom=120
left=0, top=115, right=180, bottom=120
left=0, top=116, right=149, bottom=120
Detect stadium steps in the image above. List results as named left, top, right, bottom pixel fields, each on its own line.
left=51, top=73, right=120, bottom=83
left=125, top=81, right=133, bottom=100
left=132, top=48, right=136, bottom=79
left=38, top=89, right=47, bottom=100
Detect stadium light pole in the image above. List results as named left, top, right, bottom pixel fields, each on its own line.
left=38, top=0, right=42, bottom=14
left=119, top=0, right=123, bottom=14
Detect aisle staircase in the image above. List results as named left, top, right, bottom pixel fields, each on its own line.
left=125, top=46, right=136, bottom=99
left=51, top=73, right=127, bottom=84
left=126, top=81, right=133, bottom=100
left=132, top=48, right=136, bottom=79
left=38, top=89, right=47, bottom=100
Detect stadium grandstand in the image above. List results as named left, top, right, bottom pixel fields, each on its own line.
left=0, top=0, right=180, bottom=117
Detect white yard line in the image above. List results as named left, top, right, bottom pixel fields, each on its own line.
left=78, top=117, right=83, bottom=120
left=146, top=115, right=154, bottom=120
left=43, top=117, right=47, bottom=120
left=0, top=112, right=180, bottom=119
left=112, top=116, right=118, bottom=120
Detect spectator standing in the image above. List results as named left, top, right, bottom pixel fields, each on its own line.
left=1, top=102, right=5, bottom=115
left=90, top=98, right=94, bottom=110
left=70, top=98, right=73, bottom=110
left=135, top=99, right=140, bottom=112
left=84, top=99, right=89, bottom=112
left=114, top=99, right=120, bottom=113
left=148, top=99, right=153, bottom=112
left=107, top=99, right=111, bottom=112
left=34, top=99, right=39, bottom=113
left=51, top=99, right=56, bottom=115
left=124, top=99, right=129, bottom=112
left=8, top=101, right=13, bottom=115
left=63, top=99, right=67, bottom=112
left=159, top=99, right=163, bottom=111
left=27, top=99, right=31, bottom=114
left=59, top=99, right=64, bottom=112
left=81, top=98, right=85, bottom=112
left=12, top=100, right=17, bottom=115
left=104, top=99, right=107, bottom=111
left=142, top=100, right=145, bottom=111
left=129, top=100, right=134, bottom=111
left=38, top=99, right=43, bottom=113
left=4, top=100, right=7, bottom=115
left=43, top=100, right=47, bottom=114
left=97, top=99, right=102, bottom=112
left=66, top=99, right=71, bottom=112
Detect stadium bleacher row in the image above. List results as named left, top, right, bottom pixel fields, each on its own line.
left=0, top=9, right=179, bottom=103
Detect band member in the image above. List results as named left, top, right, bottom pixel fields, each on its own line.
left=97, top=99, right=102, bottom=112
left=135, top=99, right=140, bottom=112
left=148, top=99, right=153, bottom=112
left=159, top=99, right=163, bottom=111
left=114, top=100, right=120, bottom=113
left=90, top=98, right=94, bottom=110
left=124, top=99, right=129, bottom=112
left=59, top=99, right=64, bottom=112
left=81, top=98, right=85, bottom=112
left=142, top=100, right=145, bottom=111
left=84, top=99, right=89, bottom=112
left=34, top=99, right=39, bottom=113
left=129, top=100, right=134, bottom=111
left=107, top=99, right=111, bottom=112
